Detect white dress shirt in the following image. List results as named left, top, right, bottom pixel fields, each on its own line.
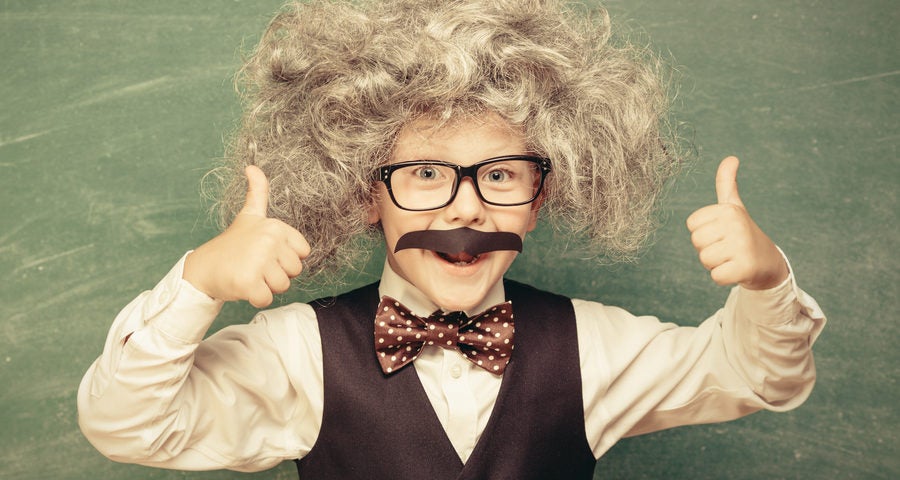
left=77, top=253, right=825, bottom=472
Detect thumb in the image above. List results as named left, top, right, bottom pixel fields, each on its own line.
left=240, top=165, right=270, bottom=216
left=715, top=156, right=744, bottom=207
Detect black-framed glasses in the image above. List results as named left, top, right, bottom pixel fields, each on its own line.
left=375, top=155, right=552, bottom=212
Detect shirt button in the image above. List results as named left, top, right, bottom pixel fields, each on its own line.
left=450, top=364, right=462, bottom=379
left=157, top=287, right=171, bottom=304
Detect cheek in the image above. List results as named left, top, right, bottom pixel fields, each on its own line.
left=375, top=207, right=433, bottom=251
left=495, top=206, right=541, bottom=236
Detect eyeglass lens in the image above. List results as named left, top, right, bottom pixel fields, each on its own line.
left=389, top=158, right=543, bottom=210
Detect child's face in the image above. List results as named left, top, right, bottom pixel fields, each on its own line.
left=369, top=113, right=541, bottom=312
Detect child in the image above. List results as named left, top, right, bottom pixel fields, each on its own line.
left=77, top=0, right=825, bottom=478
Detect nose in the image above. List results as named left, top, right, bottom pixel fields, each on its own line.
left=442, top=177, right=486, bottom=226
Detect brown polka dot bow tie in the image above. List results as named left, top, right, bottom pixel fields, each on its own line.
left=374, top=296, right=515, bottom=375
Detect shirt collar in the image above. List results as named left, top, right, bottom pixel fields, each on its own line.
left=377, top=260, right=506, bottom=318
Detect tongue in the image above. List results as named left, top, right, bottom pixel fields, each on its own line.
left=441, top=251, right=477, bottom=264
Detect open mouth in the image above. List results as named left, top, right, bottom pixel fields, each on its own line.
left=436, top=251, right=481, bottom=266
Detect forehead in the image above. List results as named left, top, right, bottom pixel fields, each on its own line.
left=392, top=113, right=527, bottom=163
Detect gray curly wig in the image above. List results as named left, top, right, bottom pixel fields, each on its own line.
left=213, top=0, right=681, bottom=284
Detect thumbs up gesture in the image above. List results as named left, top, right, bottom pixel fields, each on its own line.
left=686, top=157, right=789, bottom=290
left=184, top=165, right=311, bottom=307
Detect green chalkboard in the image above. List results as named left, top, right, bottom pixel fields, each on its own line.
left=1, top=1, right=897, bottom=479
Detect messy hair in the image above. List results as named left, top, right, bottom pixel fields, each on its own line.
left=213, top=0, right=681, bottom=285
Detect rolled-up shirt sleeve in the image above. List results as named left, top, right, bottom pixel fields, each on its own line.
left=578, top=257, right=826, bottom=459
left=77, top=253, right=324, bottom=472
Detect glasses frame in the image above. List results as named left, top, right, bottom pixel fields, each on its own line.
left=375, top=155, right=552, bottom=212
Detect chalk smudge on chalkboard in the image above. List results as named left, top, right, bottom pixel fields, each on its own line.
left=0, top=130, right=52, bottom=149
left=12, top=244, right=96, bottom=275
left=73, top=76, right=172, bottom=108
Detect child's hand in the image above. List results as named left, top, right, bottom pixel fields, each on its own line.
left=686, top=157, right=789, bottom=290
left=184, top=165, right=311, bottom=307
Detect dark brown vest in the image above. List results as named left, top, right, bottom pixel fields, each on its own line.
left=295, top=280, right=595, bottom=479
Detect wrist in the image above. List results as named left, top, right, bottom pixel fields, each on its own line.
left=740, top=258, right=790, bottom=291
left=183, top=249, right=217, bottom=300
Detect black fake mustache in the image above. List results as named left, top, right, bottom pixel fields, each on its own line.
left=394, top=227, right=523, bottom=256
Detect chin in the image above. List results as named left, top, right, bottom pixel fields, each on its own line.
left=428, top=290, right=487, bottom=313
left=414, top=271, right=492, bottom=312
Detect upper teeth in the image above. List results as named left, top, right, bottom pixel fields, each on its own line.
left=440, top=252, right=478, bottom=264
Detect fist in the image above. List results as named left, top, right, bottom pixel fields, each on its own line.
left=686, top=157, right=789, bottom=290
left=184, top=165, right=311, bottom=307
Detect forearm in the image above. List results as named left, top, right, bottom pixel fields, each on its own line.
left=579, top=258, right=825, bottom=452
left=77, top=328, right=203, bottom=464
left=77, top=255, right=224, bottom=465
left=723, top=268, right=826, bottom=408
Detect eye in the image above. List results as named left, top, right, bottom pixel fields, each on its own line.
left=483, top=167, right=512, bottom=183
left=413, top=166, right=441, bottom=180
